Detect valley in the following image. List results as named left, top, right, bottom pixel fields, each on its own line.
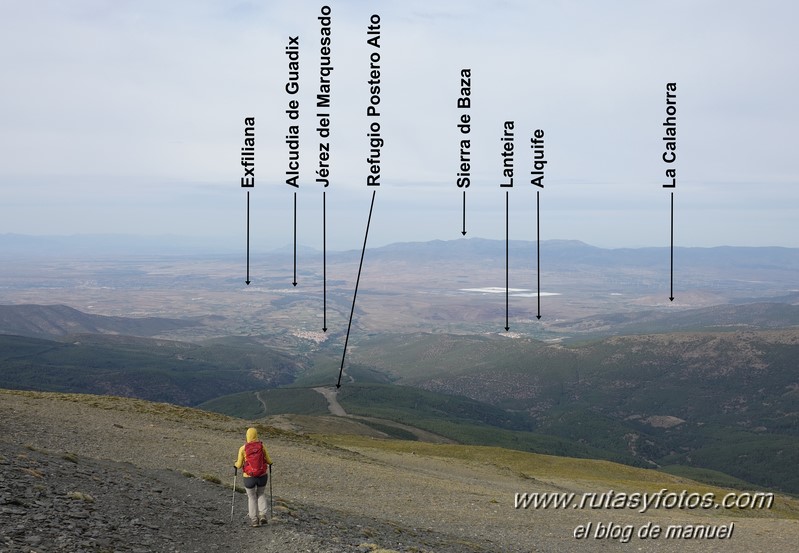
left=1, top=237, right=798, bottom=504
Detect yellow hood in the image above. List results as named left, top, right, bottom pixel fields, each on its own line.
left=246, top=427, right=259, bottom=443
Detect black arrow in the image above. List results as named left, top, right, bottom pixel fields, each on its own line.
left=338, top=191, right=376, bottom=388
left=323, top=191, right=327, bottom=332
left=536, top=191, right=541, bottom=320
left=292, top=192, right=297, bottom=287
left=505, top=190, right=510, bottom=332
left=461, top=191, right=467, bottom=236
left=245, top=191, right=251, bottom=286
left=669, top=192, right=674, bottom=302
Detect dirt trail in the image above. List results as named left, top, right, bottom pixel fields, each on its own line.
left=255, top=390, right=270, bottom=415
left=311, top=386, right=463, bottom=445
left=312, top=386, right=348, bottom=416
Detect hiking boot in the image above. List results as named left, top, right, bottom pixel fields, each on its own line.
left=250, top=518, right=260, bottom=527
left=259, top=516, right=268, bottom=525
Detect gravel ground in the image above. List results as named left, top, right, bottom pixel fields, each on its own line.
left=0, top=440, right=498, bottom=553
left=2, top=390, right=799, bottom=553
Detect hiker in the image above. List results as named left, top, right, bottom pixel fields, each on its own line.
left=234, top=427, right=273, bottom=527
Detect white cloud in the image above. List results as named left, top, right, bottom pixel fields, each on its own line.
left=0, top=0, right=796, bottom=247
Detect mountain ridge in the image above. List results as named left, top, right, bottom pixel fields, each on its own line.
left=5, top=232, right=799, bottom=258
left=0, top=303, right=209, bottom=339
left=0, top=332, right=299, bottom=406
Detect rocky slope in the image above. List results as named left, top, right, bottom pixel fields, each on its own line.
left=2, top=389, right=799, bottom=552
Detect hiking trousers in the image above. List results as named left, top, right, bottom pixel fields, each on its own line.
left=244, top=475, right=268, bottom=521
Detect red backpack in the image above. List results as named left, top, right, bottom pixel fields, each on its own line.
left=243, top=441, right=267, bottom=477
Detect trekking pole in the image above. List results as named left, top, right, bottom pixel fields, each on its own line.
left=230, top=468, right=237, bottom=523
left=269, top=464, right=273, bottom=519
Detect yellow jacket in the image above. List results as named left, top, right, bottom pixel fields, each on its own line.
left=235, top=427, right=273, bottom=477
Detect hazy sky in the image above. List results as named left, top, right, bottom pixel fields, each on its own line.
left=1, top=1, right=797, bottom=250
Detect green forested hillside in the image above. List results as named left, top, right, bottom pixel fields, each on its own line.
left=0, top=303, right=205, bottom=338
left=344, top=330, right=799, bottom=493
left=5, top=319, right=798, bottom=495
left=0, top=333, right=299, bottom=405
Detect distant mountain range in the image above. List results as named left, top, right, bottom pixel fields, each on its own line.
left=363, top=237, right=799, bottom=264
left=4, top=233, right=799, bottom=268
left=352, top=239, right=799, bottom=280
